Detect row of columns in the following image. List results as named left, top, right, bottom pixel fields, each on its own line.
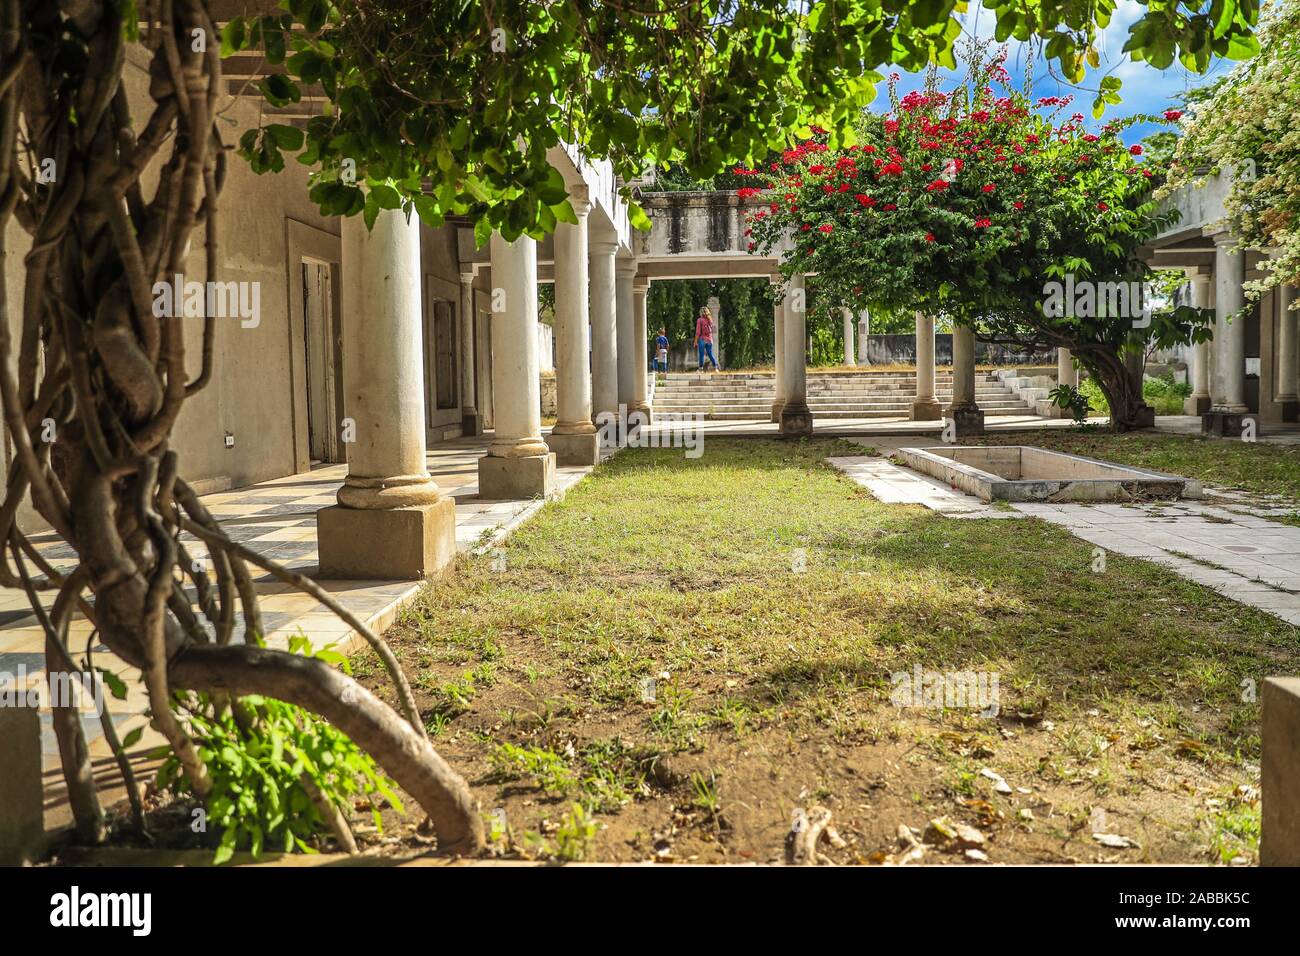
left=1188, top=239, right=1298, bottom=429
left=770, top=279, right=985, bottom=437
left=909, top=312, right=983, bottom=434
left=319, top=200, right=649, bottom=580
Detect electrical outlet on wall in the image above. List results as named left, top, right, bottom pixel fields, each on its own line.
left=223, top=432, right=235, bottom=449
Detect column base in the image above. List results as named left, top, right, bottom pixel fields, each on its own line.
left=1262, top=677, right=1300, bottom=866
left=780, top=403, right=814, bottom=438
left=546, top=431, right=600, bottom=466
left=1202, top=410, right=1258, bottom=437
left=910, top=398, right=942, bottom=421
left=770, top=399, right=785, bottom=423
left=0, top=704, right=44, bottom=866
left=949, top=404, right=985, bottom=437
left=1279, top=398, right=1299, bottom=423
left=317, top=497, right=457, bottom=580
left=628, top=402, right=652, bottom=426
left=461, top=412, right=484, bottom=437
left=1184, top=394, right=1211, bottom=416
left=478, top=452, right=556, bottom=500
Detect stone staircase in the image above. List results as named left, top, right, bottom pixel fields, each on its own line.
left=651, top=370, right=1036, bottom=420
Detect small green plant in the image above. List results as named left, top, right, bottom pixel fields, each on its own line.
left=489, top=742, right=576, bottom=794
left=650, top=682, right=703, bottom=746
left=553, top=803, right=598, bottom=861
left=154, top=637, right=401, bottom=864
left=1209, top=801, right=1260, bottom=864
left=426, top=712, right=451, bottom=737
left=1049, top=383, right=1091, bottom=424
left=690, top=771, right=721, bottom=819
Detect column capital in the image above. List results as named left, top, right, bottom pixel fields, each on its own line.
left=589, top=235, right=619, bottom=256
left=1211, top=230, right=1240, bottom=250
left=615, top=256, right=638, bottom=278
left=566, top=184, right=592, bottom=217
left=633, top=275, right=650, bottom=293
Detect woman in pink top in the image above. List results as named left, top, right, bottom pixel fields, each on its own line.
left=694, top=306, right=720, bottom=372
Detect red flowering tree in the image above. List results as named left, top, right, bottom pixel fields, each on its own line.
left=746, top=54, right=1209, bottom=431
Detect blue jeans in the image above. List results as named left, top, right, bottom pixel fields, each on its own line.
left=697, top=341, right=718, bottom=369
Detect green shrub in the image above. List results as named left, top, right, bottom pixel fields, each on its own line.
left=1076, top=370, right=1191, bottom=418
left=154, top=637, right=402, bottom=864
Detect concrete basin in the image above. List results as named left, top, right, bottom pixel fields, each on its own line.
left=894, top=445, right=1202, bottom=503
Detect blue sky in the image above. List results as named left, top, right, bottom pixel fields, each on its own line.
left=890, top=0, right=1240, bottom=145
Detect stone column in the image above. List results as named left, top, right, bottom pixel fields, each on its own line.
left=631, top=276, right=651, bottom=422
left=948, top=323, right=984, bottom=436
left=318, top=210, right=456, bottom=579
left=1057, top=347, right=1078, bottom=388
left=780, top=273, right=813, bottom=437
left=1204, top=232, right=1251, bottom=435
left=546, top=190, right=599, bottom=465
left=910, top=312, right=941, bottom=420
left=1262, top=676, right=1300, bottom=865
left=857, top=308, right=871, bottom=365
left=1042, top=346, right=1079, bottom=419
left=478, top=232, right=557, bottom=498
left=1277, top=283, right=1298, bottom=421
left=1186, top=274, right=1212, bottom=415
left=458, top=273, right=482, bottom=435
left=588, top=236, right=619, bottom=423
left=615, top=257, right=637, bottom=409
left=770, top=275, right=786, bottom=422
left=841, top=307, right=856, bottom=366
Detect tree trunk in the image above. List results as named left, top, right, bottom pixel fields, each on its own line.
left=1079, top=348, right=1150, bottom=432
left=0, top=1, right=485, bottom=858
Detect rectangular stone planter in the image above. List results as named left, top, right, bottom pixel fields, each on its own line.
left=894, top=445, right=1202, bottom=503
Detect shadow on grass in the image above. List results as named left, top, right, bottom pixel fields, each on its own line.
left=398, top=438, right=1297, bottom=763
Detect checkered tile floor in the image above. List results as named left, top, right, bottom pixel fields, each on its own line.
left=1, top=434, right=606, bottom=809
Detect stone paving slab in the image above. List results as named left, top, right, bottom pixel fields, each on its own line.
left=826, top=455, right=1019, bottom=518
left=830, top=453, right=1300, bottom=629
left=2, top=433, right=612, bottom=826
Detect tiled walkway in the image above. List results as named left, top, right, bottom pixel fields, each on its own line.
left=828, top=451, right=1300, bottom=627
left=1, top=434, right=607, bottom=809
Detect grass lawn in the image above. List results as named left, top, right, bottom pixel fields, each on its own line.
left=357, top=438, right=1296, bottom=864
left=967, top=429, right=1300, bottom=504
